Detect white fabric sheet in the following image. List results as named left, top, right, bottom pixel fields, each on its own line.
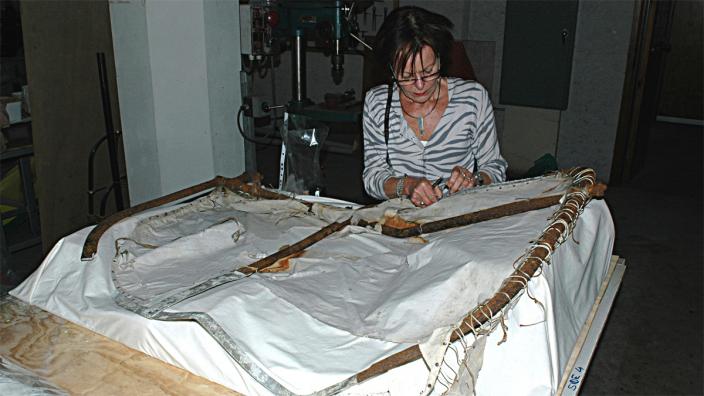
left=10, top=188, right=614, bottom=395
left=257, top=209, right=553, bottom=343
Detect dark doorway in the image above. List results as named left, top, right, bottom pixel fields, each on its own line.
left=611, top=0, right=703, bottom=184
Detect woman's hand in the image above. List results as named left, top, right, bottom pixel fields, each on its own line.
left=406, top=177, right=443, bottom=207
left=446, top=166, right=477, bottom=194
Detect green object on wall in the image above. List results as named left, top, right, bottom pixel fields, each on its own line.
left=500, top=0, right=579, bottom=110
left=524, top=153, right=559, bottom=178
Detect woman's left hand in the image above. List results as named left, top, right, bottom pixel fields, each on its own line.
left=446, top=166, right=477, bottom=194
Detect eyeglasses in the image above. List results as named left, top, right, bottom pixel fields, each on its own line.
left=393, top=71, right=441, bottom=86
left=389, top=62, right=442, bottom=86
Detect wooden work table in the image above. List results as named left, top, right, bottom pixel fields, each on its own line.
left=0, top=297, right=242, bottom=395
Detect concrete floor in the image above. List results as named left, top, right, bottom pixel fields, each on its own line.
left=2, top=121, right=702, bottom=394
left=581, top=122, right=703, bottom=395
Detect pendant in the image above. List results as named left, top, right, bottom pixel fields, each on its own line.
left=417, top=116, right=425, bottom=136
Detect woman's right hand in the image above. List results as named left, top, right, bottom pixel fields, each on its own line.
left=405, top=177, right=443, bottom=207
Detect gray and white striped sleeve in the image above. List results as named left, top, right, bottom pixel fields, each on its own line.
left=362, top=86, right=393, bottom=199
left=474, top=87, right=507, bottom=183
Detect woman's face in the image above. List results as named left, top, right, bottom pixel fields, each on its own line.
left=395, top=45, right=441, bottom=103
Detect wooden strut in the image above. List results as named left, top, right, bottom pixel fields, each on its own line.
left=80, top=172, right=296, bottom=260
left=380, top=184, right=606, bottom=238
left=355, top=168, right=604, bottom=384
left=230, top=168, right=604, bottom=385
left=237, top=220, right=351, bottom=275
left=382, top=195, right=564, bottom=237
left=84, top=166, right=604, bottom=391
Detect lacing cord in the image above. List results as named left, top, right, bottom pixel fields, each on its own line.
left=426, top=171, right=596, bottom=393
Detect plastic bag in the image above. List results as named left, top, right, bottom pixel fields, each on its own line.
left=279, top=113, right=328, bottom=195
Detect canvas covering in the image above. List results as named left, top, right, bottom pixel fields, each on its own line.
left=10, top=173, right=615, bottom=395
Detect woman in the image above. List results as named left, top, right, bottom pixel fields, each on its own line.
left=362, top=6, right=507, bottom=207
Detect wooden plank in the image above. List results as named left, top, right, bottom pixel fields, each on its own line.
left=0, top=297, right=242, bottom=395
left=557, top=256, right=627, bottom=395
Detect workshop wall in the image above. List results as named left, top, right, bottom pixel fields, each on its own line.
left=20, top=1, right=128, bottom=250
left=109, top=0, right=244, bottom=205
left=427, top=0, right=635, bottom=181
left=555, top=1, right=635, bottom=180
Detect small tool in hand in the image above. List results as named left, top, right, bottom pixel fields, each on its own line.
left=432, top=177, right=449, bottom=198
left=473, top=158, right=484, bottom=186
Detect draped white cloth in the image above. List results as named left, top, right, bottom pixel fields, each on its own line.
left=11, top=177, right=614, bottom=395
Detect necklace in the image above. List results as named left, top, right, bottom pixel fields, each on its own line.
left=400, top=80, right=442, bottom=136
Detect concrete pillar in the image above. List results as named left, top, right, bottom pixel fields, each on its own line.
left=556, top=1, right=635, bottom=182
left=109, top=0, right=244, bottom=204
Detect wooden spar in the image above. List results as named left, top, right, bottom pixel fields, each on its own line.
left=381, top=194, right=563, bottom=237
left=82, top=178, right=221, bottom=260
left=381, top=183, right=605, bottom=238
left=236, top=220, right=351, bottom=275
left=381, top=169, right=605, bottom=238
left=80, top=172, right=296, bottom=260
left=355, top=168, right=602, bottom=384
left=85, top=166, right=604, bottom=390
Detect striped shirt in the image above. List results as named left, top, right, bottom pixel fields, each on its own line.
left=363, top=78, right=508, bottom=199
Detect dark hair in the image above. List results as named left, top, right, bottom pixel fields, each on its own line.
left=373, top=6, right=455, bottom=81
